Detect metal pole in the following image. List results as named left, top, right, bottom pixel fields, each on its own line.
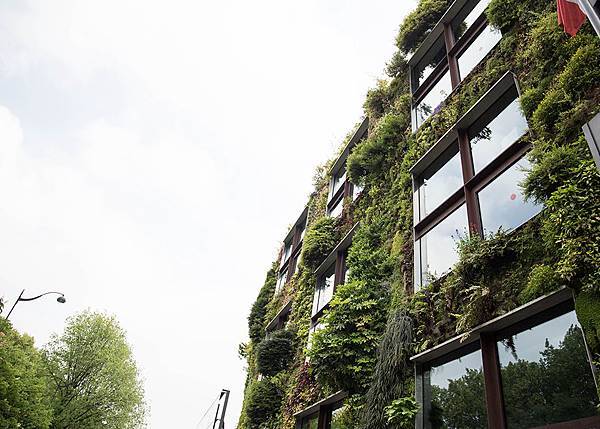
left=213, top=389, right=230, bottom=429
left=6, top=289, right=25, bottom=320
left=577, top=0, right=600, bottom=36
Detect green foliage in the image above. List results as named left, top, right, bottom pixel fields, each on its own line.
left=384, top=397, right=420, bottom=428
left=0, top=318, right=53, bottom=429
left=44, top=311, right=146, bottom=429
left=307, top=280, right=390, bottom=393
left=249, top=266, right=278, bottom=344
left=395, top=0, right=453, bottom=54
left=361, top=310, right=414, bottom=429
left=520, top=264, right=562, bottom=302
left=246, top=379, right=283, bottom=428
left=301, top=216, right=340, bottom=270
left=575, top=291, right=600, bottom=357
left=543, top=160, right=600, bottom=293
left=347, top=113, right=409, bottom=186
left=256, top=330, right=295, bottom=377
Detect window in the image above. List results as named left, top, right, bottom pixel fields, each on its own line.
left=352, top=182, right=363, bottom=201
left=327, top=118, right=369, bottom=217
left=409, top=0, right=502, bottom=131
left=412, top=73, right=540, bottom=291
left=309, top=225, right=356, bottom=344
left=413, top=291, right=600, bottom=429
left=294, top=393, right=348, bottom=429
left=276, top=207, right=309, bottom=295
left=265, top=300, right=292, bottom=335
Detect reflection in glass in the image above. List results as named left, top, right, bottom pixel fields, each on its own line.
left=275, top=270, right=287, bottom=294
left=282, top=241, right=292, bottom=265
left=312, top=265, right=335, bottom=316
left=469, top=98, right=528, bottom=173
left=330, top=404, right=346, bottom=429
left=352, top=182, right=363, bottom=200
left=418, top=205, right=467, bottom=288
left=415, top=71, right=453, bottom=129
left=307, top=321, right=325, bottom=350
left=331, top=169, right=346, bottom=198
left=458, top=25, right=501, bottom=80
left=462, top=0, right=493, bottom=30
left=415, top=40, right=447, bottom=87
left=328, top=197, right=344, bottom=218
left=301, top=413, right=319, bottom=429
left=425, top=348, right=487, bottom=428
left=498, top=311, right=598, bottom=428
left=478, top=158, right=542, bottom=234
left=299, top=223, right=306, bottom=241
left=417, top=144, right=463, bottom=220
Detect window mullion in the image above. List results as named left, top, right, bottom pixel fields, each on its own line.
left=443, top=23, right=461, bottom=88
left=480, top=334, right=507, bottom=429
left=458, top=129, right=482, bottom=235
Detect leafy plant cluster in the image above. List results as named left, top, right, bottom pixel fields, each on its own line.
left=238, top=0, right=600, bottom=426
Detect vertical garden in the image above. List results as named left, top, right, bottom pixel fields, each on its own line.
left=237, top=0, right=600, bottom=427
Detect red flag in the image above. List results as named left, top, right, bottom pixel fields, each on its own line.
left=557, top=0, right=587, bottom=36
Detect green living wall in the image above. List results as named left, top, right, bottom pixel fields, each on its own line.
left=237, top=0, right=600, bottom=427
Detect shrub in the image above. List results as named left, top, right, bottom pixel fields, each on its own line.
left=256, top=330, right=295, bottom=377
left=301, top=216, right=340, bottom=270
left=246, top=379, right=283, bottom=428
left=248, top=266, right=278, bottom=344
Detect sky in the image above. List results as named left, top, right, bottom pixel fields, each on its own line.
left=0, top=1, right=416, bottom=427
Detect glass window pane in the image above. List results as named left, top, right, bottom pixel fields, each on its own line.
left=281, top=241, right=292, bottom=265
left=301, top=413, right=319, bottom=429
left=275, top=270, right=287, bottom=294
left=498, top=311, right=598, bottom=428
left=458, top=25, right=501, bottom=80
left=415, top=38, right=447, bottom=87
left=330, top=404, right=346, bottom=429
left=463, top=0, right=492, bottom=30
left=470, top=98, right=528, bottom=173
left=312, top=265, right=335, bottom=315
left=425, top=347, right=487, bottom=428
left=417, top=143, right=463, bottom=220
left=331, top=169, right=346, bottom=198
left=352, top=182, right=363, bottom=200
left=415, top=71, right=453, bottom=129
left=478, top=158, right=543, bottom=234
left=418, top=205, right=467, bottom=287
left=328, top=197, right=344, bottom=218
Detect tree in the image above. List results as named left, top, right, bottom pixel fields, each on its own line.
left=43, top=311, right=146, bottom=429
left=0, top=316, right=53, bottom=429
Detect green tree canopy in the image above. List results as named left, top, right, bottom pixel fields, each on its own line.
left=0, top=317, right=53, bottom=429
left=43, top=311, right=146, bottom=429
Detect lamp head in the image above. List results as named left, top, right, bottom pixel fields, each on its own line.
left=57, top=295, right=66, bottom=304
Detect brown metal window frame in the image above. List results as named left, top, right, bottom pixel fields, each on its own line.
left=310, top=224, right=358, bottom=326
left=326, top=118, right=369, bottom=217
left=265, top=300, right=293, bottom=336
left=294, top=391, right=348, bottom=429
left=278, top=207, right=309, bottom=292
left=412, top=288, right=600, bottom=429
left=410, top=0, right=501, bottom=131
left=411, top=73, right=532, bottom=291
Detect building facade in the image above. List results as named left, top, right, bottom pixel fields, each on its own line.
left=238, top=0, right=600, bottom=428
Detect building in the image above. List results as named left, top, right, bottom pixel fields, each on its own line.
left=238, top=0, right=600, bottom=428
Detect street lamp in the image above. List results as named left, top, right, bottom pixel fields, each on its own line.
left=5, top=289, right=66, bottom=320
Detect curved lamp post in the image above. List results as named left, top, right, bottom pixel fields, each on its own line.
left=6, top=289, right=66, bottom=320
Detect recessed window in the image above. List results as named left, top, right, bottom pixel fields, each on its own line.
left=281, top=241, right=292, bottom=266
left=313, top=264, right=335, bottom=316
left=423, top=346, right=487, bottom=427
left=275, top=270, right=287, bottom=295
left=352, top=182, right=363, bottom=201
left=412, top=74, right=538, bottom=292
left=417, top=205, right=467, bottom=287
left=498, top=311, right=598, bottom=427
left=457, top=25, right=501, bottom=80
left=331, top=169, right=346, bottom=198
left=478, top=158, right=542, bottom=234
left=416, top=143, right=463, bottom=221
left=328, top=197, right=344, bottom=218
left=414, top=295, right=600, bottom=429
left=415, top=70, right=453, bottom=129
left=469, top=97, right=528, bottom=173
left=300, top=413, right=318, bottom=429
left=410, top=0, right=501, bottom=131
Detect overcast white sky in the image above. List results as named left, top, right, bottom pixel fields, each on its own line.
left=0, top=1, right=416, bottom=427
